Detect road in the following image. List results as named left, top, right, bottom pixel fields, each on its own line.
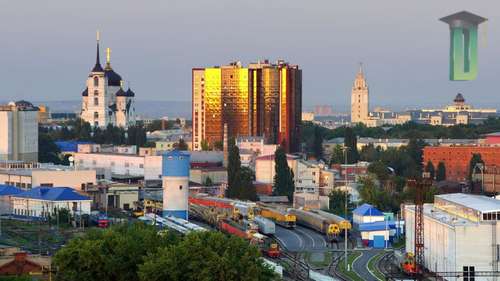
left=352, top=250, right=382, bottom=281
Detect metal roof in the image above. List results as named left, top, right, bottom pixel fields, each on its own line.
left=13, top=187, right=91, bottom=201
left=436, top=193, right=500, bottom=213
left=353, top=203, right=384, bottom=216
left=0, top=185, right=22, bottom=196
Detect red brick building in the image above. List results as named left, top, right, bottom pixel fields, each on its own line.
left=423, top=146, right=500, bottom=182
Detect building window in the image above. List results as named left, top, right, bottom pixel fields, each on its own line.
left=94, top=90, right=99, bottom=96
left=139, top=164, right=144, bottom=168
left=94, top=76, right=99, bottom=87
left=94, top=112, right=99, bottom=119
left=463, top=266, right=475, bottom=281
left=179, top=185, right=183, bottom=190
left=94, top=97, right=99, bottom=106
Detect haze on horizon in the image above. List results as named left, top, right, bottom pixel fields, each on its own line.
left=1, top=0, right=499, bottom=112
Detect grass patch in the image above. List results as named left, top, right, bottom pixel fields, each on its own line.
left=337, top=251, right=363, bottom=281
left=304, top=251, right=333, bottom=268
left=367, top=252, right=386, bottom=281
left=392, top=237, right=405, bottom=249
left=0, top=218, right=90, bottom=254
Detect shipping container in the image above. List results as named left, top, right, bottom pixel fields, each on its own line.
left=254, top=216, right=276, bottom=235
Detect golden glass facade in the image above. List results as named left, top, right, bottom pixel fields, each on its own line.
left=192, top=61, right=301, bottom=152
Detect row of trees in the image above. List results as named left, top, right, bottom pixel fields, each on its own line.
left=42, top=119, right=149, bottom=147
left=53, top=223, right=275, bottom=281
left=302, top=117, right=500, bottom=142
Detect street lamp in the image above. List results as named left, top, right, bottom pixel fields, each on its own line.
left=343, top=146, right=349, bottom=271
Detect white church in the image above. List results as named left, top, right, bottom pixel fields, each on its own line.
left=80, top=32, right=136, bottom=128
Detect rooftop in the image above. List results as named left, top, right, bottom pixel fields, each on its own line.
left=13, top=187, right=91, bottom=201
left=435, top=193, right=500, bottom=214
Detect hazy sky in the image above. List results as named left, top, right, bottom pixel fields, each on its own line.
left=1, top=0, right=499, bottom=111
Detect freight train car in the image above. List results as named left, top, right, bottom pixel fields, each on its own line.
left=289, top=209, right=340, bottom=238
left=311, top=210, right=352, bottom=232
left=258, top=206, right=296, bottom=228
left=189, top=196, right=233, bottom=209
left=254, top=216, right=276, bottom=235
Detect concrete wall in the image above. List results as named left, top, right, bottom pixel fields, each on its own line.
left=31, top=170, right=96, bottom=190
left=75, top=153, right=145, bottom=179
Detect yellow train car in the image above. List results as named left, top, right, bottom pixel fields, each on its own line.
left=259, top=207, right=296, bottom=228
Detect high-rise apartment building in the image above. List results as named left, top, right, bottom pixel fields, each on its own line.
left=0, top=101, right=39, bottom=162
left=351, top=64, right=369, bottom=124
left=80, top=32, right=136, bottom=128
left=192, top=60, right=301, bottom=152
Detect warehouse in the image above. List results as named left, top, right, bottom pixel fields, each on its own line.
left=405, top=193, right=500, bottom=280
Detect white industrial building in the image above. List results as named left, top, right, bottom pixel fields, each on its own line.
left=0, top=164, right=96, bottom=191
left=0, top=101, right=38, bottom=162
left=405, top=193, right=500, bottom=280
left=11, top=187, right=92, bottom=218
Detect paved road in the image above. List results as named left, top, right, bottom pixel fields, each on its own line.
left=352, top=250, right=382, bottom=281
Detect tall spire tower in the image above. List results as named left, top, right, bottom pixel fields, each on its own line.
left=92, top=30, right=104, bottom=72
left=351, top=63, right=369, bottom=124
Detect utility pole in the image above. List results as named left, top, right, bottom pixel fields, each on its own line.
left=344, top=146, right=349, bottom=271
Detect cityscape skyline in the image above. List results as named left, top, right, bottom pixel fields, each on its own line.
left=1, top=1, right=500, bottom=112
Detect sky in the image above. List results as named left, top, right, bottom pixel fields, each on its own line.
left=0, top=0, right=499, bottom=112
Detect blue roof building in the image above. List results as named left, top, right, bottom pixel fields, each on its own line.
left=55, top=141, right=93, bottom=153
left=11, top=187, right=92, bottom=219
left=358, top=220, right=396, bottom=248
left=0, top=185, right=22, bottom=215
left=0, top=185, right=22, bottom=196
left=353, top=203, right=385, bottom=227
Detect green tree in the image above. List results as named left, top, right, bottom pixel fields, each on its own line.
left=344, top=127, right=359, bottom=164
left=468, top=153, right=484, bottom=183
left=213, top=141, right=223, bottom=151
left=203, top=176, right=213, bottom=186
left=273, top=146, right=295, bottom=202
left=368, top=161, right=390, bottom=182
left=53, top=223, right=178, bottom=281
left=359, top=143, right=380, bottom=162
left=436, top=162, right=446, bottom=181
left=127, top=125, right=147, bottom=147
left=174, top=139, right=188, bottom=150
left=424, top=161, right=435, bottom=180
left=200, top=139, right=210, bottom=151
left=226, top=138, right=241, bottom=199
left=38, top=133, right=61, bottom=164
left=328, top=189, right=351, bottom=217
left=311, top=126, right=324, bottom=160
left=138, top=231, right=276, bottom=281
left=239, top=166, right=257, bottom=201
left=73, top=118, right=92, bottom=140
left=405, top=137, right=426, bottom=177
left=329, top=144, right=344, bottom=165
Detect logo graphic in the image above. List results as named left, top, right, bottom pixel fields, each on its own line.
left=440, top=11, right=487, bottom=81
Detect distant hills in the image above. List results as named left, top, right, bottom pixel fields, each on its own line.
left=28, top=100, right=191, bottom=119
